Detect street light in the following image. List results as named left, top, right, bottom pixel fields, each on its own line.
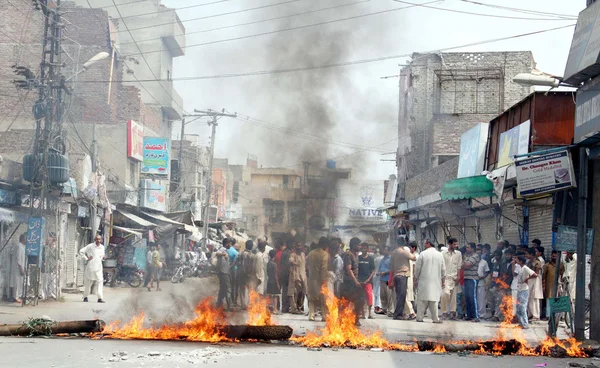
left=513, top=73, right=561, bottom=88
left=65, top=52, right=110, bottom=81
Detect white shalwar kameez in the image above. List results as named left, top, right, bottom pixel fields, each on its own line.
left=79, top=243, right=105, bottom=300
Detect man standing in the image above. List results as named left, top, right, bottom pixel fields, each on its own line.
left=328, top=241, right=343, bottom=298
left=255, top=242, right=267, bottom=295
left=341, top=237, right=364, bottom=326
left=236, top=240, right=255, bottom=309
left=476, top=244, right=490, bottom=320
left=287, top=243, right=307, bottom=314
left=564, top=252, right=577, bottom=305
left=440, top=238, right=462, bottom=320
left=278, top=239, right=292, bottom=313
left=414, top=239, right=446, bottom=323
left=373, top=248, right=384, bottom=315
left=357, top=243, right=376, bottom=319
left=226, top=239, right=238, bottom=305
left=79, top=235, right=106, bottom=303
left=307, top=237, right=330, bottom=321
left=388, top=241, right=417, bottom=320
left=462, top=243, right=481, bottom=322
left=404, top=242, right=418, bottom=319
left=486, top=250, right=504, bottom=320
left=542, top=250, right=565, bottom=320
left=377, top=246, right=394, bottom=316
left=9, top=234, right=27, bottom=303
left=215, top=238, right=232, bottom=309
left=526, top=248, right=542, bottom=321
left=144, top=244, right=155, bottom=290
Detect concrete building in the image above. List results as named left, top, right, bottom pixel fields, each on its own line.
left=396, top=51, right=535, bottom=201
left=171, top=135, right=209, bottom=219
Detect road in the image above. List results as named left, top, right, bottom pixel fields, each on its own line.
left=0, top=336, right=592, bottom=368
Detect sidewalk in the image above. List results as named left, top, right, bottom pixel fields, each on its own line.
left=0, top=279, right=567, bottom=344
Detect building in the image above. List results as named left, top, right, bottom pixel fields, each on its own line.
left=171, top=135, right=209, bottom=219
left=396, top=51, right=535, bottom=201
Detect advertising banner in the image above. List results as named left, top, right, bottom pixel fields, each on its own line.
left=457, top=123, right=489, bottom=178
left=555, top=225, right=593, bottom=254
left=26, top=217, right=46, bottom=257
left=139, top=179, right=167, bottom=212
left=515, top=150, right=575, bottom=197
left=575, top=76, right=600, bottom=144
left=142, top=137, right=169, bottom=175
left=497, top=120, right=531, bottom=168
left=127, top=120, right=144, bottom=161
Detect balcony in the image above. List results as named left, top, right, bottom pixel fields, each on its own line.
left=155, top=80, right=184, bottom=120
left=161, top=10, right=186, bottom=57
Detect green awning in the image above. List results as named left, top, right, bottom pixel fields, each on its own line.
left=440, top=175, right=494, bottom=200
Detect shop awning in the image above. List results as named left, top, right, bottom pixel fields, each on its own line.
left=141, top=211, right=197, bottom=233
left=112, top=226, right=143, bottom=237
left=116, top=209, right=157, bottom=228
left=440, top=175, right=494, bottom=200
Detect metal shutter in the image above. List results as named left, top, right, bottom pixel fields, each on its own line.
left=479, top=215, right=498, bottom=246
left=527, top=200, right=554, bottom=259
left=501, top=204, right=522, bottom=245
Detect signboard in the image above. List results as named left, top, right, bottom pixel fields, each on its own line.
left=142, top=137, right=169, bottom=175
left=127, top=120, right=144, bottom=161
left=337, top=180, right=389, bottom=226
left=26, top=217, right=46, bottom=257
left=555, top=225, right=594, bottom=254
left=497, top=120, right=531, bottom=168
left=575, top=75, right=600, bottom=144
left=515, top=150, right=575, bottom=197
left=0, top=188, right=17, bottom=205
left=139, top=179, right=167, bottom=212
left=563, top=0, right=600, bottom=85
left=457, top=123, right=489, bottom=178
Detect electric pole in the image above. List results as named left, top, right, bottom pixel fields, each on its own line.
left=302, top=161, right=310, bottom=243
left=193, top=109, right=236, bottom=250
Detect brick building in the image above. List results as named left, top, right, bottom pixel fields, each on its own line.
left=396, top=51, right=535, bottom=201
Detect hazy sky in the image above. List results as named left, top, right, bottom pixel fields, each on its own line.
left=162, top=0, right=584, bottom=179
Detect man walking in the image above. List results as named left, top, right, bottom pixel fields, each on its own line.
left=144, top=244, right=155, bottom=290
left=388, top=241, right=417, bottom=320
left=151, top=244, right=164, bottom=292
left=440, top=237, right=462, bottom=320
left=287, top=243, right=307, bottom=314
left=476, top=244, right=490, bottom=320
left=462, top=243, right=481, bottom=322
left=79, top=235, right=106, bottom=303
left=414, top=239, right=445, bottom=323
left=215, top=238, right=232, bottom=309
left=307, top=237, right=330, bottom=321
left=341, top=238, right=364, bottom=326
left=357, top=243, right=376, bottom=319
left=8, top=234, right=26, bottom=303
left=377, top=246, right=394, bottom=316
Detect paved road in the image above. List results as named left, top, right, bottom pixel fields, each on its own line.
left=0, top=277, right=567, bottom=343
left=0, top=337, right=591, bottom=368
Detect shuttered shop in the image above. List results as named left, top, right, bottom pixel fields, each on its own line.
left=527, top=201, right=554, bottom=259
left=479, top=215, right=497, bottom=246
left=502, top=205, right=522, bottom=245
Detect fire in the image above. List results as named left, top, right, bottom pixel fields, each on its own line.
left=101, top=298, right=229, bottom=342
left=432, top=344, right=447, bottom=354
left=247, top=290, right=273, bottom=326
left=291, top=286, right=417, bottom=351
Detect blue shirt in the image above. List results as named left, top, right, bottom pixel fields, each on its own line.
left=378, top=255, right=391, bottom=283
left=226, top=247, right=238, bottom=269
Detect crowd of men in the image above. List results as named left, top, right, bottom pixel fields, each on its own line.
left=212, top=234, right=578, bottom=329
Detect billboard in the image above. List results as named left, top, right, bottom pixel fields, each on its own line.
left=142, top=137, right=169, bottom=175
left=127, top=120, right=143, bottom=161
left=139, top=179, right=167, bottom=212
left=515, top=150, right=576, bottom=197
left=497, top=120, right=531, bottom=168
left=563, top=0, right=600, bottom=85
left=336, top=180, right=389, bottom=226
left=457, top=123, right=489, bottom=178
left=575, top=76, right=600, bottom=144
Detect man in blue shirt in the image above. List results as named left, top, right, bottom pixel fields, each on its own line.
left=377, top=246, right=394, bottom=317
left=226, top=240, right=238, bottom=305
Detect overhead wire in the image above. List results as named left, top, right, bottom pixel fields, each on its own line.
left=391, top=0, right=576, bottom=21
left=58, top=24, right=575, bottom=83
left=118, top=0, right=234, bottom=20
left=118, top=0, right=371, bottom=46
left=457, top=0, right=578, bottom=20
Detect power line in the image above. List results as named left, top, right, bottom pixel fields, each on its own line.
left=58, top=24, right=575, bottom=83
left=458, top=0, right=577, bottom=20
left=121, top=0, right=450, bottom=57
left=112, top=0, right=302, bottom=33
left=391, top=0, right=577, bottom=21
left=118, top=0, right=370, bottom=46
left=118, top=0, right=234, bottom=20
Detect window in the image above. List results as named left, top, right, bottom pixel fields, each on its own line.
left=263, top=199, right=285, bottom=224
left=282, top=175, right=289, bottom=188
left=128, top=160, right=138, bottom=186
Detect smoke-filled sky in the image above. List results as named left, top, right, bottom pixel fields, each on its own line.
left=163, top=0, right=582, bottom=179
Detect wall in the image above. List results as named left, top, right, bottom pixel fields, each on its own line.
left=404, top=157, right=458, bottom=201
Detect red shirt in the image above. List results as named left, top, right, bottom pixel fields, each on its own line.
left=275, top=249, right=283, bottom=266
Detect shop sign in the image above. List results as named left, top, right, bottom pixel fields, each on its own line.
left=26, top=217, right=46, bottom=257
left=563, top=0, right=600, bottom=85
left=555, top=225, right=593, bottom=254
left=457, top=123, right=489, bottom=178
left=575, top=76, right=600, bottom=144
left=0, top=189, right=17, bottom=205
left=127, top=120, right=144, bottom=161
left=497, top=120, right=531, bottom=168
left=515, top=150, right=575, bottom=197
left=141, top=137, right=169, bottom=175
left=139, top=179, right=166, bottom=212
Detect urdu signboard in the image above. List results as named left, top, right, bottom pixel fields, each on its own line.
left=515, top=150, right=575, bottom=197
left=142, top=137, right=169, bottom=175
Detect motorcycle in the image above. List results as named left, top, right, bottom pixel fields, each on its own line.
left=171, top=252, right=201, bottom=283
left=171, top=261, right=190, bottom=283
left=104, top=264, right=143, bottom=288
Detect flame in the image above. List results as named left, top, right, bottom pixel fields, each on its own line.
left=432, top=344, right=447, bottom=354
left=101, top=298, right=229, bottom=342
left=247, top=290, right=273, bottom=326
left=291, top=286, right=417, bottom=351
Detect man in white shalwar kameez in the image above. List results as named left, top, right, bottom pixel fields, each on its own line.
left=79, top=235, right=106, bottom=303
left=9, top=234, right=27, bottom=303
left=415, top=239, right=446, bottom=323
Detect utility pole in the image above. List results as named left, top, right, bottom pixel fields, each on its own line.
left=193, top=109, right=236, bottom=250
left=575, top=147, right=589, bottom=340
left=302, top=161, right=310, bottom=242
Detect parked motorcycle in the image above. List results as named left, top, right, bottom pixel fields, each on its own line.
left=104, top=264, right=143, bottom=288
left=171, top=261, right=190, bottom=283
